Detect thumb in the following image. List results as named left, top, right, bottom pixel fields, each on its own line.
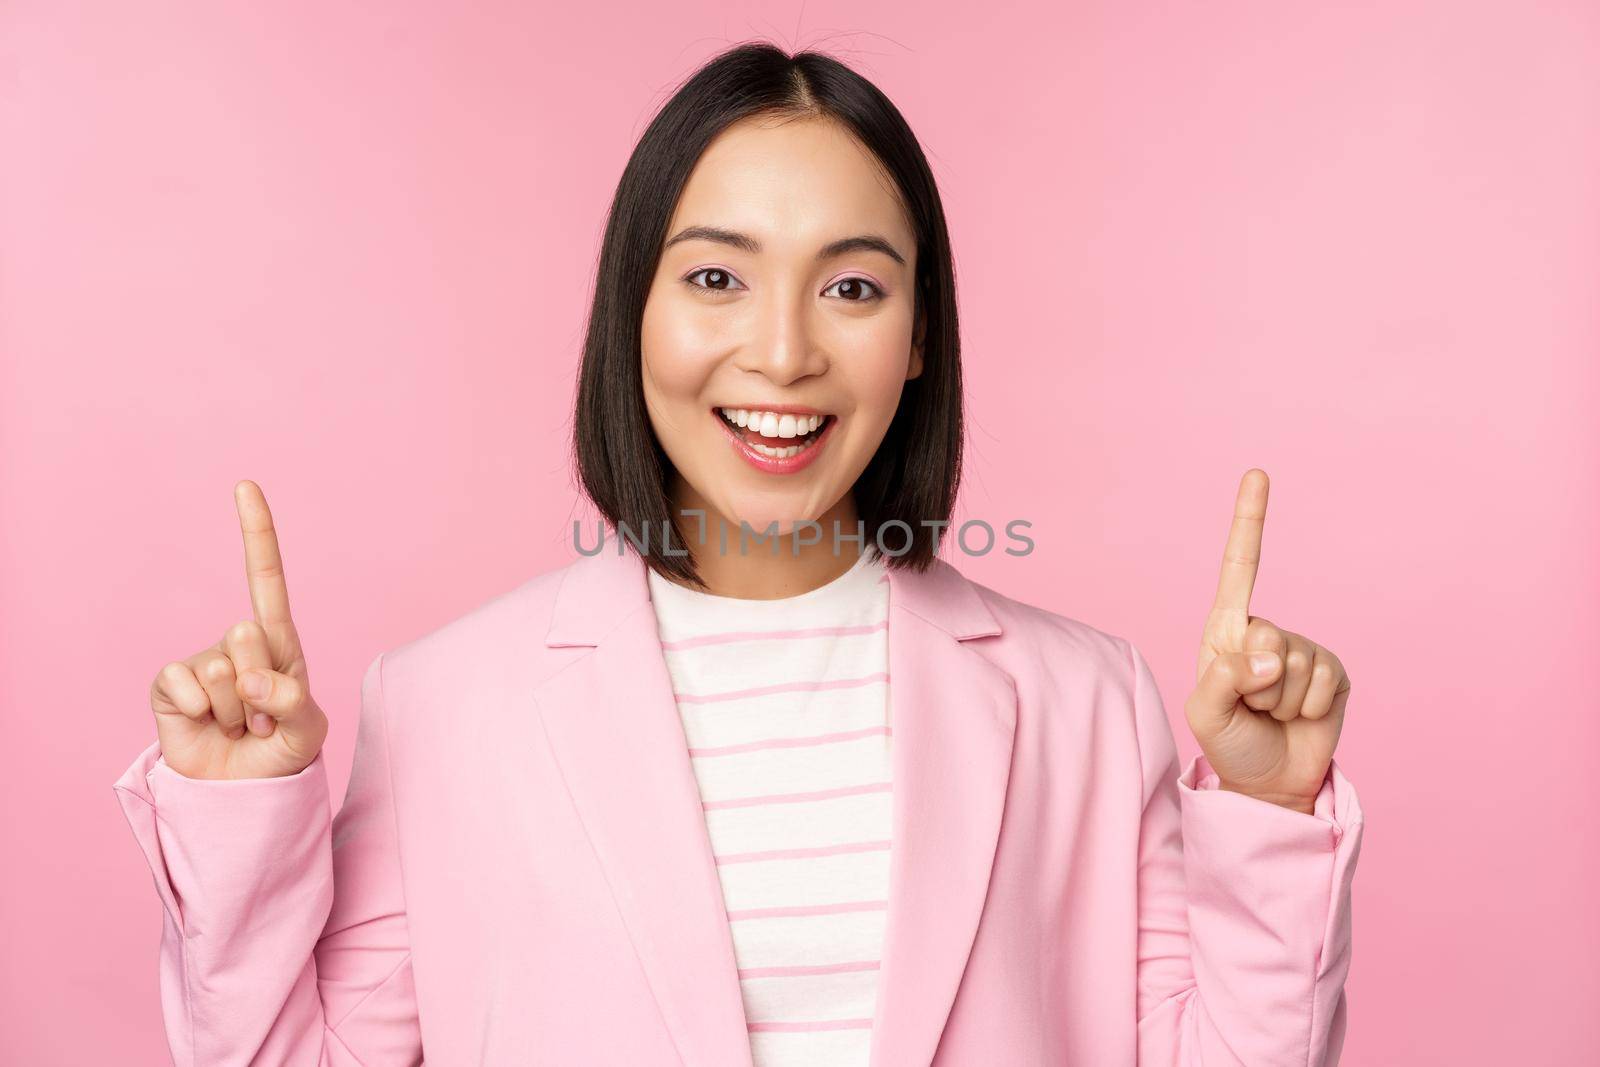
left=234, top=667, right=315, bottom=737
left=1186, top=649, right=1282, bottom=736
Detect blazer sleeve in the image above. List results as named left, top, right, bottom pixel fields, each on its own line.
left=1126, top=641, right=1364, bottom=1067
left=111, top=652, right=423, bottom=1066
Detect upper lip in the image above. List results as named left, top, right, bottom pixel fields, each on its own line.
left=713, top=403, right=831, bottom=417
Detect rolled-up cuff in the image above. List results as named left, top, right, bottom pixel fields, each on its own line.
left=1179, top=752, right=1354, bottom=838
left=111, top=738, right=333, bottom=938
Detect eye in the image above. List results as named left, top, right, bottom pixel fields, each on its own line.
left=824, top=276, right=884, bottom=302
left=683, top=268, right=746, bottom=293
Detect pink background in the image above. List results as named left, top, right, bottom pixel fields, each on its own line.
left=3, top=2, right=1596, bottom=1063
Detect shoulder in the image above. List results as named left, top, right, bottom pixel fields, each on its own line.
left=953, top=563, right=1140, bottom=700
left=374, top=556, right=582, bottom=691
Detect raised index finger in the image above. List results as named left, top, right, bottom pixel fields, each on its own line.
left=1211, top=468, right=1269, bottom=615
left=234, top=479, right=295, bottom=629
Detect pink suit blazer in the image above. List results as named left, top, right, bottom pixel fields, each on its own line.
left=114, top=543, right=1363, bottom=1066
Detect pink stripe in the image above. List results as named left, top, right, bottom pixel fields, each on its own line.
left=739, top=959, right=881, bottom=979
left=674, top=671, right=888, bottom=705
left=661, top=618, right=887, bottom=651
left=748, top=1019, right=875, bottom=1033
left=702, top=781, right=892, bottom=811
left=726, top=899, right=889, bottom=921
left=688, top=725, right=891, bottom=758
left=715, top=839, right=892, bottom=866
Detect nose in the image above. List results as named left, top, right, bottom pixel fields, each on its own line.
left=733, top=289, right=829, bottom=386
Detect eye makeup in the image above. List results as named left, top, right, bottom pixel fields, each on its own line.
left=682, top=268, right=888, bottom=302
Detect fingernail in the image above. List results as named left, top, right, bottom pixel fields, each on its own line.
left=250, top=712, right=274, bottom=736
left=1250, top=652, right=1278, bottom=676
left=241, top=672, right=269, bottom=700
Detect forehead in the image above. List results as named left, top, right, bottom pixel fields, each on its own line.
left=666, top=114, right=914, bottom=254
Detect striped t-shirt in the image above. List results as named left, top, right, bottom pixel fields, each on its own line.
left=645, top=546, right=892, bottom=1067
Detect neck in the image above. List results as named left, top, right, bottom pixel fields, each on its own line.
left=662, top=479, right=866, bottom=600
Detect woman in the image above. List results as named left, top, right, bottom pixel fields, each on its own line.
left=114, top=43, right=1361, bottom=1066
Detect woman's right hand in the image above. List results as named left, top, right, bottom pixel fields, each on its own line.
left=149, top=480, right=330, bottom=781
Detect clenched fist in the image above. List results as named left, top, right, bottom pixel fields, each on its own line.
left=148, top=480, right=329, bottom=780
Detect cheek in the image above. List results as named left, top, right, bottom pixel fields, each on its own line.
left=844, top=322, right=917, bottom=416
left=640, top=296, right=720, bottom=403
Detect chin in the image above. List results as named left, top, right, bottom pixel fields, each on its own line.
left=706, top=496, right=827, bottom=543
left=727, top=511, right=810, bottom=539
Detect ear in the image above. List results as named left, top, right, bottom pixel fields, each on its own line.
left=906, top=294, right=927, bottom=381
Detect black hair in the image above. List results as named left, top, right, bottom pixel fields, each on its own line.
left=571, top=41, right=963, bottom=588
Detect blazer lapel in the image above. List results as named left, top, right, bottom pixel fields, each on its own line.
left=870, top=556, right=1017, bottom=1066
left=532, top=544, right=755, bottom=1067
left=530, top=542, right=1016, bottom=1067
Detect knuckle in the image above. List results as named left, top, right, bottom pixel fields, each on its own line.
left=204, top=654, right=234, bottom=684
left=225, top=619, right=260, bottom=646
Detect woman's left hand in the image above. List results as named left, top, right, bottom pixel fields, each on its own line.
left=1183, top=469, right=1351, bottom=815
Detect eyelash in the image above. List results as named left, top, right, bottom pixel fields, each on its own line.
left=683, top=268, right=885, bottom=303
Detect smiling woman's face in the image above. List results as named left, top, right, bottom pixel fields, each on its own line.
left=640, top=112, right=924, bottom=543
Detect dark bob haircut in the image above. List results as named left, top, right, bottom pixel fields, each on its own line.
left=572, top=41, right=963, bottom=588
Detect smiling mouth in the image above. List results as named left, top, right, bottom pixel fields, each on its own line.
left=715, top=407, right=833, bottom=458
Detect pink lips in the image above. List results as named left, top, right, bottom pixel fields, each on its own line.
left=712, top=408, right=836, bottom=474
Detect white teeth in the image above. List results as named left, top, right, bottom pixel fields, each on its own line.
left=750, top=439, right=813, bottom=457
left=715, top=407, right=831, bottom=458
left=717, top=407, right=828, bottom=441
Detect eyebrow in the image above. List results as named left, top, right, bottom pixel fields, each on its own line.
left=662, top=225, right=906, bottom=266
